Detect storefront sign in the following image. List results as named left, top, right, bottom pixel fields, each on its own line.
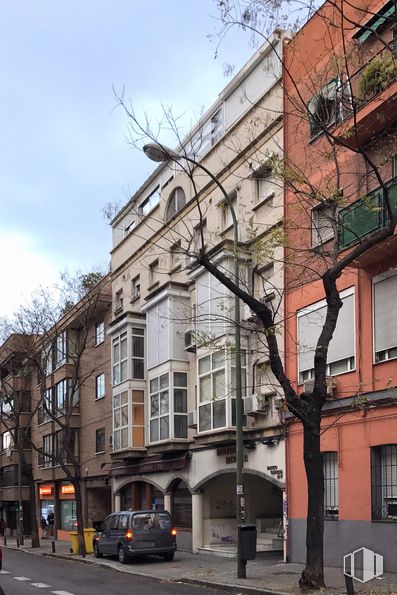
left=39, top=485, right=53, bottom=497
left=267, top=464, right=284, bottom=480
left=60, top=483, right=75, bottom=495
left=217, top=446, right=248, bottom=465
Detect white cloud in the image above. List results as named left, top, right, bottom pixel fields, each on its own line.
left=0, top=231, right=59, bottom=317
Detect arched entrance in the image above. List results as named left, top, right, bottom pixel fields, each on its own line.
left=120, top=480, right=164, bottom=511
left=167, top=478, right=192, bottom=552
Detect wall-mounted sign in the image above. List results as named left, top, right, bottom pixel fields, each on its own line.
left=39, top=485, right=53, bottom=497
left=60, top=483, right=75, bottom=495
left=267, top=465, right=284, bottom=480
left=217, top=446, right=248, bottom=465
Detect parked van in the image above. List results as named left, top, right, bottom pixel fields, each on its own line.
left=93, top=510, right=176, bottom=563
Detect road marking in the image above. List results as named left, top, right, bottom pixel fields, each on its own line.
left=51, top=592, right=76, bottom=595
left=31, top=583, right=52, bottom=588
left=14, top=576, right=31, bottom=581
left=0, top=570, right=10, bottom=574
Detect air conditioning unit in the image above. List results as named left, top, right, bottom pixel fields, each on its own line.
left=187, top=410, right=197, bottom=429
left=184, top=329, right=196, bottom=353
left=244, top=393, right=273, bottom=416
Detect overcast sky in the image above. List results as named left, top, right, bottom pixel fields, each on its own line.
left=0, top=0, right=254, bottom=317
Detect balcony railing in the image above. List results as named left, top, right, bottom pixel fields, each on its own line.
left=339, top=178, right=397, bottom=249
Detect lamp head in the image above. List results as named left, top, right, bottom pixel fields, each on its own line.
left=143, top=143, right=181, bottom=163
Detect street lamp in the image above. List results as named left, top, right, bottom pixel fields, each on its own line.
left=144, top=142, right=247, bottom=578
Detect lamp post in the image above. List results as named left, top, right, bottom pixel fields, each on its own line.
left=144, top=143, right=247, bottom=578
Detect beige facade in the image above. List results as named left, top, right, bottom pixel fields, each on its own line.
left=109, top=33, right=287, bottom=554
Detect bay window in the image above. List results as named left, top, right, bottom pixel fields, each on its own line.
left=55, top=331, right=67, bottom=368
left=149, top=372, right=188, bottom=443
left=131, top=328, right=144, bottom=379
left=113, top=332, right=127, bottom=385
left=113, top=391, right=128, bottom=450
left=198, top=349, right=246, bottom=432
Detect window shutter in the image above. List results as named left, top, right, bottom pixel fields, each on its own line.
left=298, top=292, right=354, bottom=373
left=374, top=273, right=397, bottom=353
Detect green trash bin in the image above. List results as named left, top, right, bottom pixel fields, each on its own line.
left=83, top=528, right=95, bottom=554
left=70, top=531, right=78, bottom=554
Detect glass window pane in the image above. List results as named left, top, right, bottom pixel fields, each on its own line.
left=198, top=356, right=210, bottom=375
left=133, top=359, right=144, bottom=379
left=199, top=376, right=211, bottom=402
left=212, top=350, right=225, bottom=369
left=121, top=405, right=128, bottom=426
left=114, top=431, right=120, bottom=451
left=121, top=428, right=128, bottom=448
left=113, top=393, right=120, bottom=407
left=160, top=374, right=169, bottom=389
left=150, top=419, right=159, bottom=442
left=121, top=391, right=128, bottom=405
left=174, top=415, right=187, bottom=438
left=174, top=372, right=187, bottom=387
left=113, top=365, right=120, bottom=385
left=174, top=389, right=187, bottom=412
left=213, top=370, right=226, bottom=399
left=160, top=391, right=169, bottom=414
left=199, top=403, right=211, bottom=432
left=113, top=342, right=119, bottom=362
left=114, top=409, right=121, bottom=429
left=120, top=336, right=127, bottom=359
left=160, top=416, right=169, bottom=440
left=133, top=336, right=144, bottom=358
left=213, top=399, right=226, bottom=429
left=151, top=395, right=159, bottom=417
left=121, top=361, right=127, bottom=381
left=150, top=377, right=159, bottom=393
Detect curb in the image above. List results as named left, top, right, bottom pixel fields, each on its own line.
left=6, top=547, right=291, bottom=595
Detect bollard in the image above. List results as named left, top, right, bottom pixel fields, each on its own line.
left=3, top=536, right=6, bottom=546
left=344, top=574, right=355, bottom=595
left=51, top=540, right=55, bottom=553
left=16, top=537, right=19, bottom=548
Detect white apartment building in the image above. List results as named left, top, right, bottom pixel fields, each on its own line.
left=109, top=32, right=286, bottom=555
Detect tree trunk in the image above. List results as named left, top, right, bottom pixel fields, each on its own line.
left=27, top=467, right=40, bottom=548
left=73, top=479, right=86, bottom=557
left=299, top=408, right=325, bottom=590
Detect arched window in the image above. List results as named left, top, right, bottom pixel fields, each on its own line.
left=166, top=187, right=186, bottom=222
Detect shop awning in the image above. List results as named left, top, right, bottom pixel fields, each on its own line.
left=109, top=452, right=190, bottom=477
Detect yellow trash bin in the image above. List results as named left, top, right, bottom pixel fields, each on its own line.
left=83, top=528, right=96, bottom=554
left=69, top=531, right=78, bottom=554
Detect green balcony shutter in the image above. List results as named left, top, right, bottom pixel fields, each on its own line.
left=340, top=190, right=382, bottom=248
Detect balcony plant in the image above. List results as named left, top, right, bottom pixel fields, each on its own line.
left=358, top=54, right=397, bottom=99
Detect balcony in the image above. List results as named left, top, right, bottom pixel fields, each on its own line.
left=338, top=178, right=397, bottom=261
left=335, top=46, right=397, bottom=148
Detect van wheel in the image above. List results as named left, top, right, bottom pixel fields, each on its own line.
left=94, top=542, right=103, bottom=558
left=163, top=552, right=174, bottom=561
left=118, top=545, right=130, bottom=564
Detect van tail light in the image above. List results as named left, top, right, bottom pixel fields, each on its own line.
left=171, top=528, right=177, bottom=537
left=125, top=529, right=134, bottom=541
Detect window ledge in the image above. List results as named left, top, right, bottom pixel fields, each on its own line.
left=129, top=294, right=140, bottom=304
left=95, top=450, right=106, bottom=455
left=252, top=193, right=275, bottom=212
left=95, top=395, right=105, bottom=401
left=95, top=340, right=105, bottom=347
left=219, top=224, right=234, bottom=236
left=114, top=306, right=123, bottom=316
left=169, top=264, right=182, bottom=275
left=147, top=281, right=160, bottom=292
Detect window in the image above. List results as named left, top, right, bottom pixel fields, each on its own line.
left=372, top=445, right=397, bottom=520
left=43, top=388, right=53, bottom=421
left=2, top=431, right=13, bottom=451
left=373, top=271, right=397, bottom=362
left=308, top=77, right=341, bottom=138
left=312, top=202, right=335, bottom=245
left=220, top=190, right=237, bottom=231
left=43, top=434, right=53, bottom=468
left=131, top=328, right=144, bottom=379
left=256, top=263, right=275, bottom=300
left=113, top=332, right=127, bottom=385
left=166, top=187, right=186, bottom=222
left=149, top=259, right=160, bottom=287
left=211, top=109, right=223, bottom=145
left=149, top=372, right=188, bottom=442
left=55, top=331, right=67, bottom=368
left=113, top=391, right=128, bottom=450
left=170, top=242, right=184, bottom=270
left=42, top=346, right=53, bottom=376
left=323, top=452, right=339, bottom=519
left=95, top=321, right=105, bottom=345
left=131, top=275, right=140, bottom=300
left=253, top=163, right=275, bottom=204
left=55, top=379, right=68, bottom=413
left=297, top=287, right=355, bottom=384
left=114, top=289, right=123, bottom=313
left=123, top=212, right=135, bottom=236
left=139, top=186, right=160, bottom=217
left=96, top=373, right=105, bottom=399
left=198, top=349, right=247, bottom=432
left=192, top=219, right=207, bottom=253
left=95, top=428, right=105, bottom=453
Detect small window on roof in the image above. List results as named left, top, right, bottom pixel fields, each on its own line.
left=166, top=187, right=186, bottom=222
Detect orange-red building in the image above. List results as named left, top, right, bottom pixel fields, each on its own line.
left=284, top=0, right=397, bottom=570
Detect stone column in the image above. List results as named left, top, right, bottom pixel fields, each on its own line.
left=114, top=493, right=121, bottom=512
left=192, top=491, right=204, bottom=553
left=164, top=493, right=172, bottom=514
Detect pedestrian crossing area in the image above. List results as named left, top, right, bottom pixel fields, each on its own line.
left=0, top=571, right=75, bottom=594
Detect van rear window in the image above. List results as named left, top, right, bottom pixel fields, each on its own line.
left=132, top=512, right=172, bottom=530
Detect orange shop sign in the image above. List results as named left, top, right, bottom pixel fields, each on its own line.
left=39, top=485, right=53, bottom=497
left=60, top=483, right=75, bottom=495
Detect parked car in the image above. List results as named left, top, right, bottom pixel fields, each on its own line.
left=93, top=510, right=177, bottom=564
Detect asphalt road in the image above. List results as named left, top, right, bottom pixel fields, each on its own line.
left=0, top=549, right=229, bottom=595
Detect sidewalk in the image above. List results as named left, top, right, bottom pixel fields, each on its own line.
left=3, top=538, right=397, bottom=595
